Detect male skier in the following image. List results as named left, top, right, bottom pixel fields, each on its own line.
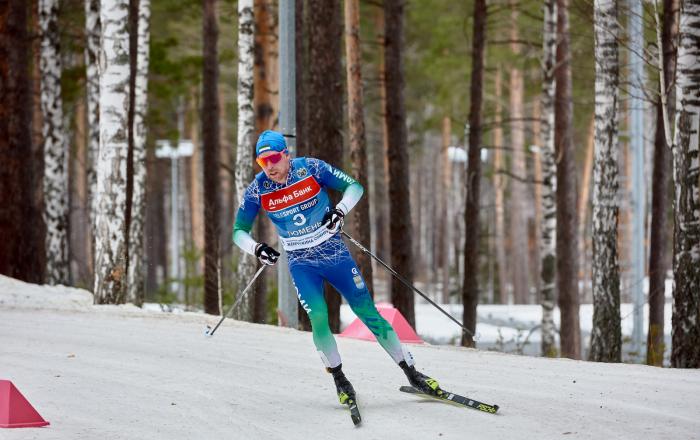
left=233, top=130, right=442, bottom=406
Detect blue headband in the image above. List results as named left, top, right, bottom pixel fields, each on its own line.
left=255, top=130, right=287, bottom=156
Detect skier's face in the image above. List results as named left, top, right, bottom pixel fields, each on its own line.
left=258, top=150, right=290, bottom=183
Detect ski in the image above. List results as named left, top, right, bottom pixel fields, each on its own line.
left=344, top=396, right=361, bottom=426
left=399, top=386, right=499, bottom=414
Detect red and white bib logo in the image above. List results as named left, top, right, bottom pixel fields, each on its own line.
left=261, top=176, right=321, bottom=212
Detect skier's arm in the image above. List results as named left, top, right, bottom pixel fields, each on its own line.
left=233, top=181, right=261, bottom=256
left=312, top=158, right=364, bottom=215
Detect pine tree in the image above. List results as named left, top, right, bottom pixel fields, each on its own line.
left=202, top=0, right=221, bottom=315
left=554, top=0, right=581, bottom=359
left=462, top=0, right=486, bottom=347
left=384, top=0, right=415, bottom=327
left=344, top=0, right=374, bottom=296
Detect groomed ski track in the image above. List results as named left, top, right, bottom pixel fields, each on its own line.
left=1, top=276, right=698, bottom=440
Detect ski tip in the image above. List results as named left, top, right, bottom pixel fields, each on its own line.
left=351, top=414, right=362, bottom=426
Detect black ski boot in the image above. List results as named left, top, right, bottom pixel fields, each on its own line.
left=399, top=360, right=443, bottom=396
left=327, top=364, right=356, bottom=404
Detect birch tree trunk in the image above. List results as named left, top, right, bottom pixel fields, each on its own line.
left=202, top=0, right=221, bottom=315
left=85, top=0, right=100, bottom=240
left=508, top=0, right=530, bottom=304
left=233, top=0, right=257, bottom=322
left=555, top=0, right=581, bottom=359
left=344, top=0, right=374, bottom=296
left=39, top=0, right=70, bottom=285
left=540, top=0, right=558, bottom=357
left=94, top=0, right=130, bottom=304
left=127, top=0, right=150, bottom=305
left=462, top=0, right=486, bottom=347
left=670, top=0, right=700, bottom=368
left=647, top=0, right=679, bottom=367
left=589, top=0, right=621, bottom=363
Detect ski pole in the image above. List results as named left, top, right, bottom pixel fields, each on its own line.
left=204, top=264, right=267, bottom=337
left=341, top=230, right=475, bottom=339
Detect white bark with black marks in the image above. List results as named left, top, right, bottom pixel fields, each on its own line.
left=85, top=0, right=100, bottom=231
left=233, top=0, right=256, bottom=321
left=671, top=0, right=700, bottom=368
left=589, top=0, right=621, bottom=363
left=127, top=0, right=151, bottom=305
left=94, top=0, right=130, bottom=304
left=540, top=0, right=557, bottom=357
left=40, top=0, right=70, bottom=284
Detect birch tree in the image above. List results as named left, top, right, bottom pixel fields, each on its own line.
left=647, top=0, right=678, bottom=366
left=555, top=0, right=581, bottom=359
left=94, top=0, right=130, bottom=303
left=127, top=0, right=151, bottom=305
left=39, top=0, right=70, bottom=284
left=85, top=0, right=100, bottom=233
left=670, top=0, right=700, bottom=368
left=233, top=0, right=256, bottom=322
left=540, top=0, right=558, bottom=357
left=589, top=0, right=621, bottom=363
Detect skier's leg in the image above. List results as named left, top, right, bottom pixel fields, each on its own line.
left=325, top=257, right=406, bottom=364
left=289, top=263, right=342, bottom=368
left=326, top=250, right=443, bottom=395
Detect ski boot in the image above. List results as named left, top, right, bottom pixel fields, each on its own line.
left=327, top=364, right=356, bottom=405
left=399, top=360, right=443, bottom=397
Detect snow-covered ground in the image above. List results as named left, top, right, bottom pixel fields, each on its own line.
left=1, top=275, right=699, bottom=440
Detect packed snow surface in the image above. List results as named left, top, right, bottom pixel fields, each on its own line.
left=1, top=275, right=699, bottom=440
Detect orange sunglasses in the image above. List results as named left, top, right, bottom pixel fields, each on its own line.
left=256, top=150, right=287, bottom=168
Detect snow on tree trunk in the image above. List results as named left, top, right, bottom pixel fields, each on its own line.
left=127, top=0, right=150, bottom=305
left=85, top=0, right=100, bottom=235
left=540, top=0, right=558, bottom=357
left=589, top=0, right=621, bottom=363
left=39, top=0, right=70, bottom=285
left=671, top=0, right=700, bottom=368
left=233, top=0, right=256, bottom=322
left=94, top=0, right=130, bottom=304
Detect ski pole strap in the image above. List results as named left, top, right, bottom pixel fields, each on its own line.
left=341, top=231, right=475, bottom=338
left=208, top=265, right=267, bottom=336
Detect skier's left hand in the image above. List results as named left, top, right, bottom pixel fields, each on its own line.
left=322, top=207, right=345, bottom=234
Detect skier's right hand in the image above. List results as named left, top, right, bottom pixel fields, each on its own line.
left=255, top=242, right=280, bottom=266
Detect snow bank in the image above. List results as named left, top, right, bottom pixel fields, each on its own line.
left=1, top=276, right=699, bottom=440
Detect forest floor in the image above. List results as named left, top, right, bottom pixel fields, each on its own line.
left=1, top=275, right=698, bottom=440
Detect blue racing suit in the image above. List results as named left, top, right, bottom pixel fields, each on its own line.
left=233, top=157, right=408, bottom=368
